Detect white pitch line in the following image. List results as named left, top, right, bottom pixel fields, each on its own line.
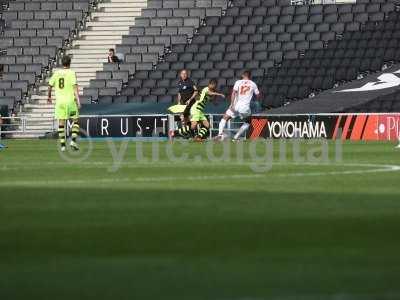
left=279, top=163, right=400, bottom=177
left=0, top=160, right=399, bottom=168
left=0, top=174, right=263, bottom=187
left=0, top=163, right=399, bottom=187
left=134, top=174, right=264, bottom=183
left=0, top=161, right=254, bottom=170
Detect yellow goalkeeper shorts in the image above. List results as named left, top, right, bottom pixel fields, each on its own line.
left=54, top=101, right=79, bottom=120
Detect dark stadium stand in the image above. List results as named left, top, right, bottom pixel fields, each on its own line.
left=0, top=0, right=98, bottom=112
left=348, top=89, right=400, bottom=112
left=83, top=0, right=398, bottom=106
left=0, top=1, right=5, bottom=32
left=0, top=0, right=10, bottom=113
left=262, top=62, right=400, bottom=114
left=2, top=0, right=400, bottom=116
left=262, top=5, right=400, bottom=110
left=83, top=0, right=228, bottom=103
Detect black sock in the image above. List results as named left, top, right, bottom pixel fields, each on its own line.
left=71, top=121, right=80, bottom=142
left=197, top=126, right=209, bottom=139
left=58, top=126, right=65, bottom=147
left=175, top=124, right=192, bottom=137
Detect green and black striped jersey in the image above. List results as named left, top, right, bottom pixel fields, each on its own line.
left=193, top=87, right=211, bottom=112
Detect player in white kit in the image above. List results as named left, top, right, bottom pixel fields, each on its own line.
left=217, top=70, right=260, bottom=141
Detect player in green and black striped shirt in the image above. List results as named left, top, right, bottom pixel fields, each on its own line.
left=173, top=79, right=224, bottom=141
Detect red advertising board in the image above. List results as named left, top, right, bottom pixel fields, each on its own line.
left=249, top=114, right=400, bottom=141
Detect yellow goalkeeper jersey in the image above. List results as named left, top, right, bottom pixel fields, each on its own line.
left=48, top=68, right=77, bottom=104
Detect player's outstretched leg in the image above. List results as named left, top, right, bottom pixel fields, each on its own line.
left=218, top=115, right=231, bottom=136
left=199, top=126, right=209, bottom=139
left=70, top=119, right=80, bottom=151
left=217, top=111, right=233, bottom=140
left=58, top=121, right=66, bottom=151
left=233, top=122, right=250, bottom=141
left=195, top=122, right=209, bottom=141
left=218, top=118, right=227, bottom=136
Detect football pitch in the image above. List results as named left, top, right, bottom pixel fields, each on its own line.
left=1, top=139, right=400, bottom=300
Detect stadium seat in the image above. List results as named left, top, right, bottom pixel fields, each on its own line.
left=87, top=0, right=365, bottom=102
left=0, top=0, right=97, bottom=110
left=260, top=6, right=400, bottom=108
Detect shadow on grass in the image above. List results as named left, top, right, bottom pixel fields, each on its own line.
left=1, top=187, right=400, bottom=300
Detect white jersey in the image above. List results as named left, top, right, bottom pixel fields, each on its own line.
left=232, top=79, right=260, bottom=112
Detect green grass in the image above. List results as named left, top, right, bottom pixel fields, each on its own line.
left=1, top=139, right=400, bottom=300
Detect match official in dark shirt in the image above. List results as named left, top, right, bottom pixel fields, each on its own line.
left=177, top=69, right=198, bottom=122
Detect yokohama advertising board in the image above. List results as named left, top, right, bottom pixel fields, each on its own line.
left=249, top=114, right=400, bottom=141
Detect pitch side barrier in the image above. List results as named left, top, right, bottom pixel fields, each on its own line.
left=76, top=114, right=248, bottom=139
left=75, top=113, right=400, bottom=141
left=250, top=113, right=400, bottom=140
left=0, top=116, right=26, bottom=139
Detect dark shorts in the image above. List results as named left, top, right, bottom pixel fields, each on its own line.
left=183, top=98, right=196, bottom=117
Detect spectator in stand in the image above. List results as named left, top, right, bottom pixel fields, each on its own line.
left=107, top=49, right=120, bottom=63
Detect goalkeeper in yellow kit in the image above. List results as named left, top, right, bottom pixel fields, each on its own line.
left=48, top=56, right=81, bottom=152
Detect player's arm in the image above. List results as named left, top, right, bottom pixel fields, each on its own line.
left=230, top=81, right=240, bottom=109
left=74, top=84, right=81, bottom=109
left=47, top=86, right=52, bottom=104
left=186, top=85, right=198, bottom=105
left=254, top=85, right=261, bottom=101
left=208, top=91, right=225, bottom=106
left=208, top=90, right=225, bottom=98
left=70, top=72, right=81, bottom=109
left=230, top=89, right=238, bottom=109
left=48, top=74, right=55, bottom=104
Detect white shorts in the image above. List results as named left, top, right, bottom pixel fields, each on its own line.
left=226, top=106, right=251, bottom=120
